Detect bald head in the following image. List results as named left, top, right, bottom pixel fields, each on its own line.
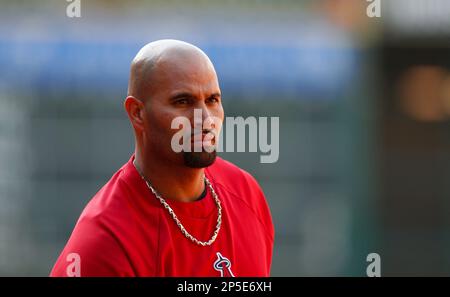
left=127, top=39, right=217, bottom=101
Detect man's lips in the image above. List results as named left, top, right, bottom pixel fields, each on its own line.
left=189, top=131, right=217, bottom=148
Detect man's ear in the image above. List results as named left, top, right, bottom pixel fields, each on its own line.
left=124, top=96, right=145, bottom=131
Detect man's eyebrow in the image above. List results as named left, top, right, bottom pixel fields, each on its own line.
left=208, top=93, right=221, bottom=98
left=170, top=92, right=221, bottom=101
left=170, top=92, right=195, bottom=101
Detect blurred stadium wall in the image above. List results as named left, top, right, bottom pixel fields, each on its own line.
left=0, top=0, right=449, bottom=276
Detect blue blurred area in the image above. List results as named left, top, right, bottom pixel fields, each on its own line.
left=0, top=40, right=358, bottom=99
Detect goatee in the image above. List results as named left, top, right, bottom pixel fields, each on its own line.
left=183, top=151, right=217, bottom=168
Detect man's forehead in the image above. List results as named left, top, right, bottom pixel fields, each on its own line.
left=167, top=80, right=221, bottom=98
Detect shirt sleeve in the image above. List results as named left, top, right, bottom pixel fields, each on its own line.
left=50, top=218, right=135, bottom=277
left=237, top=169, right=275, bottom=275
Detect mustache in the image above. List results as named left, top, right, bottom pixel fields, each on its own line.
left=190, top=129, right=217, bottom=138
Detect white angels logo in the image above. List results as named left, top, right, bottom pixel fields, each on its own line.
left=213, top=252, right=235, bottom=277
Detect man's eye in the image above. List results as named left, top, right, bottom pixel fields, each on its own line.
left=207, top=97, right=219, bottom=103
left=175, top=98, right=189, bottom=105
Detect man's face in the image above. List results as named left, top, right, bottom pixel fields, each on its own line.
left=141, top=51, right=224, bottom=168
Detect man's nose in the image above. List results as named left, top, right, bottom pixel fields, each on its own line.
left=201, top=105, right=217, bottom=130
left=192, top=105, right=214, bottom=129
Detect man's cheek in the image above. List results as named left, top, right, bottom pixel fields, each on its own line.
left=170, top=115, right=192, bottom=153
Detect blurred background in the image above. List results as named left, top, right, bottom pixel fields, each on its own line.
left=0, top=0, right=449, bottom=276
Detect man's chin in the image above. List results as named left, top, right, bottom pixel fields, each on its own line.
left=183, top=151, right=217, bottom=168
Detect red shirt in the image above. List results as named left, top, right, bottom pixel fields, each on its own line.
left=50, top=155, right=274, bottom=277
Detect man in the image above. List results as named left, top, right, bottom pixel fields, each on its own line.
left=51, top=40, right=274, bottom=277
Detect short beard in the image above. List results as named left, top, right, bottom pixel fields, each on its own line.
left=183, top=151, right=217, bottom=168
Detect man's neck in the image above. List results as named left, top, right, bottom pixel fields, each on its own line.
left=134, top=151, right=205, bottom=203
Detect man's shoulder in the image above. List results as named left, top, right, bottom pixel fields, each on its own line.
left=79, top=169, right=128, bottom=222
left=207, top=157, right=261, bottom=192
left=79, top=158, right=158, bottom=223
left=207, top=157, right=274, bottom=241
left=206, top=157, right=266, bottom=213
left=75, top=164, right=150, bottom=234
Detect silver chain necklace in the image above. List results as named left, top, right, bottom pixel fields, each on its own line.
left=133, top=161, right=222, bottom=246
